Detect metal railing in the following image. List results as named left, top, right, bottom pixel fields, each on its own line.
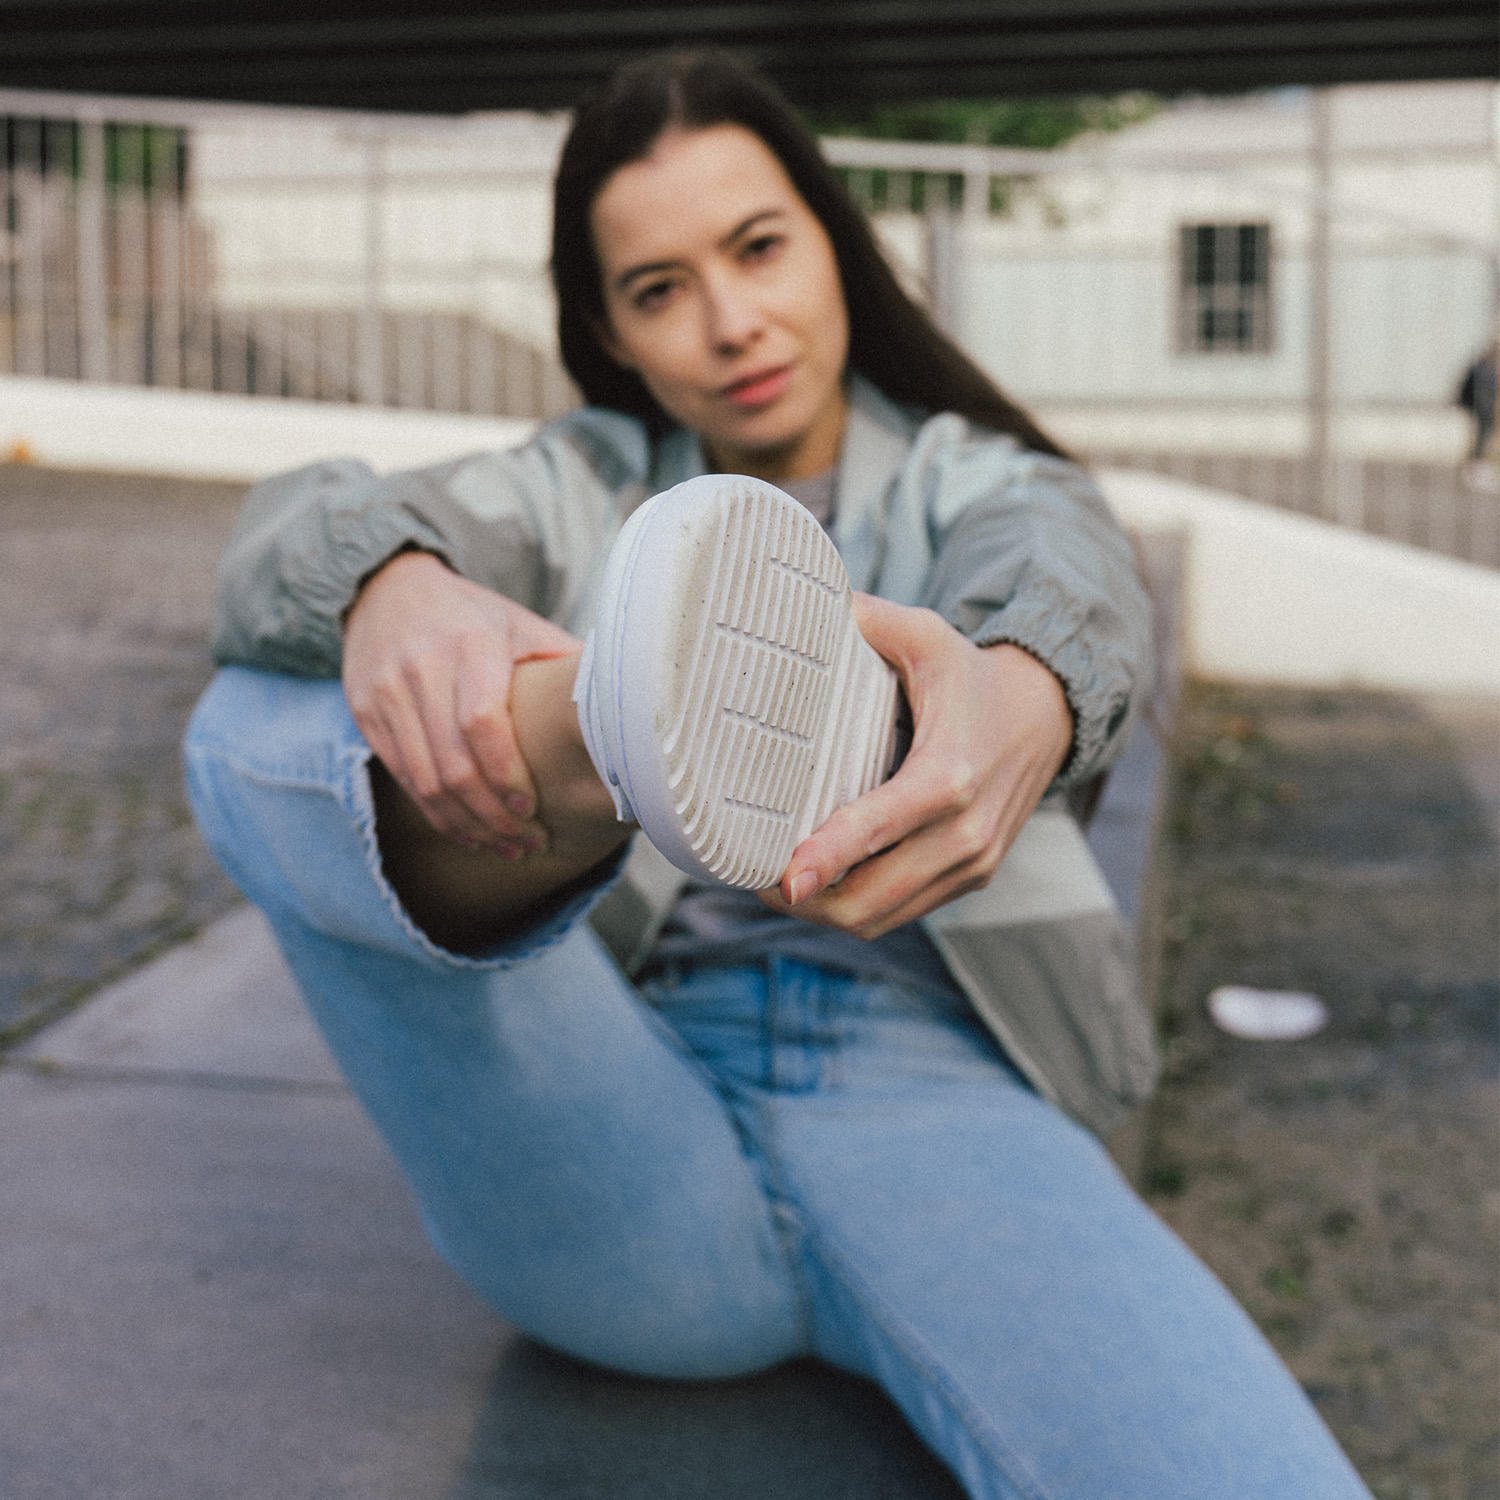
left=1, top=95, right=577, bottom=421
left=2, top=84, right=1495, bottom=566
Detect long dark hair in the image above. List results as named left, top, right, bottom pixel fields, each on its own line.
left=551, top=50, right=1069, bottom=459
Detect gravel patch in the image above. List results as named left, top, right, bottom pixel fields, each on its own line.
left=0, top=465, right=247, bottom=1044
left=1147, top=683, right=1500, bottom=1500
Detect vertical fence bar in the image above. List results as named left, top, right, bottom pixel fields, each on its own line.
left=75, top=118, right=109, bottom=382
left=115, top=125, right=148, bottom=383
left=1307, top=89, right=1337, bottom=522
left=926, top=204, right=961, bottom=337
left=433, top=311, right=460, bottom=410
left=45, top=131, right=80, bottom=378
left=963, top=161, right=988, bottom=224
left=338, top=308, right=356, bottom=401
left=467, top=310, right=494, bottom=415
left=395, top=310, right=422, bottom=407
left=1, top=120, right=13, bottom=376
left=1430, top=467, right=1457, bottom=557
left=357, top=130, right=386, bottom=406
left=15, top=175, right=46, bottom=376
left=151, top=133, right=183, bottom=387
left=182, top=174, right=214, bottom=393
left=14, top=120, right=46, bottom=376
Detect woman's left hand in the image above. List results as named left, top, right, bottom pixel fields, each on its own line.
left=757, top=593, right=1074, bottom=939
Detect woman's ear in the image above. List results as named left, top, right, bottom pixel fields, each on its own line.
left=590, top=316, right=634, bottom=372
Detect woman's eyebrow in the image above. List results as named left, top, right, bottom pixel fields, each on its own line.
left=718, top=208, right=786, bottom=248
left=614, top=208, right=787, bottom=292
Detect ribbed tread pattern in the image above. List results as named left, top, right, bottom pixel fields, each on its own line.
left=659, top=485, right=890, bottom=888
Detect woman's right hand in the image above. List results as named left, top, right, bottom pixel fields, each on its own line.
left=342, top=551, right=581, bottom=853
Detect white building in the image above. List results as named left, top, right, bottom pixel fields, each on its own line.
left=191, top=108, right=567, bottom=352
left=948, top=81, right=1498, bottom=464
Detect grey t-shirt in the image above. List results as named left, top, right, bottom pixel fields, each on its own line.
left=642, top=470, right=964, bottom=1002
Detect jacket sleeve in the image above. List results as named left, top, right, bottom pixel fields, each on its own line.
left=211, top=413, right=647, bottom=678
left=914, top=422, right=1152, bottom=786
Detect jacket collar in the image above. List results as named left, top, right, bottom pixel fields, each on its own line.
left=830, top=375, right=918, bottom=593
left=647, top=373, right=919, bottom=591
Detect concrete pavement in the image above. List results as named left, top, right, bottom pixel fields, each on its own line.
left=0, top=905, right=972, bottom=1499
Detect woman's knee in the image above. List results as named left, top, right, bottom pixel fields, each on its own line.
left=183, top=667, right=406, bottom=950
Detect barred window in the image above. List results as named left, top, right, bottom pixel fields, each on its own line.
left=1178, top=223, right=1272, bottom=353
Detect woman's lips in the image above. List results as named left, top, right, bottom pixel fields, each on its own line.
left=721, top=365, right=793, bottom=409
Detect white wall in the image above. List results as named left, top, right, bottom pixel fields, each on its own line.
left=184, top=82, right=1497, bottom=432
left=968, top=250, right=1494, bottom=411
left=0, top=374, right=532, bottom=482
left=191, top=113, right=565, bottom=350
left=1100, top=467, right=1500, bottom=695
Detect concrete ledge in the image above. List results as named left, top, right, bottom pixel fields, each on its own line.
left=0, top=373, right=534, bottom=483
left=1099, top=466, right=1500, bottom=697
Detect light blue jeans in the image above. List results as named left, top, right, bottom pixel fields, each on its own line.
left=184, top=666, right=1371, bottom=1500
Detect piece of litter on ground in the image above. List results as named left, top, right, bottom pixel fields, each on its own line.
left=1207, top=986, right=1329, bottom=1041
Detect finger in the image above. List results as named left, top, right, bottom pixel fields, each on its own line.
left=369, top=696, right=480, bottom=844
left=404, top=656, right=541, bottom=849
left=844, top=862, right=989, bottom=939
left=454, top=635, right=541, bottom=825
left=357, top=654, right=515, bottom=849
left=821, top=763, right=1047, bottom=936
left=766, top=805, right=986, bottom=934
left=840, top=813, right=997, bottom=934
left=387, top=701, right=504, bottom=847
left=779, top=739, right=981, bottom=905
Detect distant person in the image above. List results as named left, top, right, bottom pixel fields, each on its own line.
left=185, top=50, right=1374, bottom=1499
left=1457, top=342, right=1497, bottom=461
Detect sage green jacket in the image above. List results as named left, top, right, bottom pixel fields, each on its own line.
left=213, top=377, right=1159, bottom=1137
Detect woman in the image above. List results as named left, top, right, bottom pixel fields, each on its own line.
left=187, top=50, right=1371, bottom=1499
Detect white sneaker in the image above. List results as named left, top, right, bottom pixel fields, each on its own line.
left=574, top=474, right=903, bottom=890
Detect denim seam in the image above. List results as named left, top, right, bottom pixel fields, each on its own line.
left=636, top=966, right=816, bottom=1352
left=752, top=1104, right=819, bottom=1356
left=804, top=1224, right=1056, bottom=1500
left=752, top=960, right=845, bottom=1360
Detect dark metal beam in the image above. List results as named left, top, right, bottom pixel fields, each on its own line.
left=0, top=1, right=1493, bottom=112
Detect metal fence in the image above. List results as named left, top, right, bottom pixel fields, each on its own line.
left=1089, top=450, right=1497, bottom=566
left=0, top=97, right=577, bottom=421
left=3, top=85, right=1495, bottom=566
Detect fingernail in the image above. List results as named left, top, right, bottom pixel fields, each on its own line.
left=788, top=870, right=820, bottom=905
left=525, top=834, right=549, bottom=856
left=497, top=842, right=523, bottom=861
left=506, top=792, right=533, bottom=819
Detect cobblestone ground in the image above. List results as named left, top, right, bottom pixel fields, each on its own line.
left=0, top=464, right=246, bottom=1045
left=1146, top=684, right=1500, bottom=1500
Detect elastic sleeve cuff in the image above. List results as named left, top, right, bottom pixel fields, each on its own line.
left=972, top=601, right=1133, bottom=788
left=285, top=509, right=458, bottom=675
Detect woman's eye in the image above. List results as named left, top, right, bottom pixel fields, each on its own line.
left=633, top=278, right=677, bottom=312
left=742, top=234, right=783, bottom=264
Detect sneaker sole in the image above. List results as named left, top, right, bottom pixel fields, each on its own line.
left=582, top=475, right=899, bottom=890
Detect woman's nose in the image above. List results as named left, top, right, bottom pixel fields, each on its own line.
left=705, top=276, right=765, bottom=354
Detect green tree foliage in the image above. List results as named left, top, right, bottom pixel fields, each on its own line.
left=806, top=95, right=1157, bottom=149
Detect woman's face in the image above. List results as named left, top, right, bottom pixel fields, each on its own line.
left=590, top=124, right=850, bottom=482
